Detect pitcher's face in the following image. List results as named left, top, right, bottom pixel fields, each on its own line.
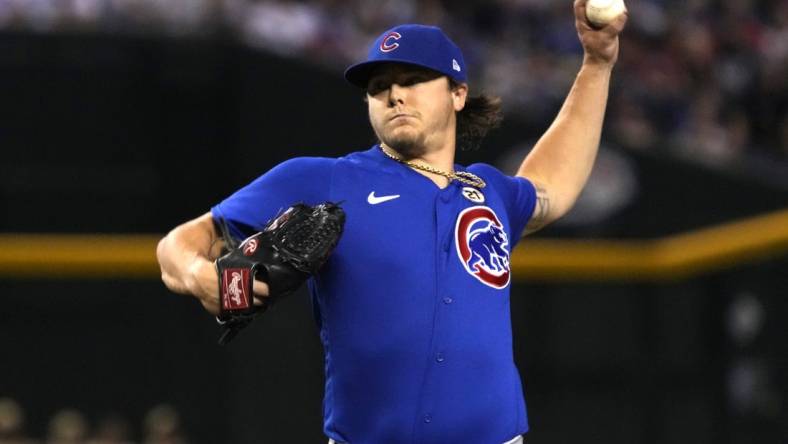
left=366, top=64, right=466, bottom=157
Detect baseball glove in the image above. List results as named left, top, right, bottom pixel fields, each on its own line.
left=214, top=202, right=345, bottom=345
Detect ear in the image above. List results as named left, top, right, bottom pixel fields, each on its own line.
left=451, top=82, right=469, bottom=112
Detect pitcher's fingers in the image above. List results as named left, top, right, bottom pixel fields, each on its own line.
left=575, top=0, right=595, bottom=30
left=253, top=280, right=270, bottom=297
left=603, top=10, right=629, bottom=35
left=574, top=0, right=589, bottom=17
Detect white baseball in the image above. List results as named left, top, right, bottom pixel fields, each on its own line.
left=585, top=0, right=627, bottom=27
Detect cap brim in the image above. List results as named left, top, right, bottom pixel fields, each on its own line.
left=343, top=59, right=446, bottom=89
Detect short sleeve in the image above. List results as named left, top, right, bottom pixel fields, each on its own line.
left=211, top=157, right=336, bottom=239
left=466, top=163, right=537, bottom=243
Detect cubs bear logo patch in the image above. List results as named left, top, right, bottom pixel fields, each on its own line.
left=455, top=206, right=510, bottom=289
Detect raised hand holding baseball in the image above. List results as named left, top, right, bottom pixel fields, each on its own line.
left=574, top=0, right=628, bottom=65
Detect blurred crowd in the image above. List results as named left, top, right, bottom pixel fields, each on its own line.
left=0, top=0, right=786, bottom=178
left=0, top=398, right=187, bottom=444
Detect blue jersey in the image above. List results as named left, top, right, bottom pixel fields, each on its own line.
left=212, top=146, right=537, bottom=444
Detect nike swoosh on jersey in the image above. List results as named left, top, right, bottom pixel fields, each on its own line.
left=367, top=191, right=401, bottom=205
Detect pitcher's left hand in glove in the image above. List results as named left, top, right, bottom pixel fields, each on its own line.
left=214, top=202, right=346, bottom=345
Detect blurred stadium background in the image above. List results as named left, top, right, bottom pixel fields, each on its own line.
left=0, top=0, right=786, bottom=443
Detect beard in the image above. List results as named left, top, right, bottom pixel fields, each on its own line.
left=382, top=130, right=426, bottom=160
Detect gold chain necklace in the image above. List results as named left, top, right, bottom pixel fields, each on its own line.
left=379, top=144, right=486, bottom=189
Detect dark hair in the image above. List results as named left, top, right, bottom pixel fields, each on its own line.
left=452, top=80, right=504, bottom=151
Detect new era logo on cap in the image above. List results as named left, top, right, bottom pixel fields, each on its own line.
left=344, top=24, right=468, bottom=88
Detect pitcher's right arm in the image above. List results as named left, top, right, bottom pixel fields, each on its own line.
left=156, top=212, right=268, bottom=314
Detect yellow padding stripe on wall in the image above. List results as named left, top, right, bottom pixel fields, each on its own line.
left=0, top=209, right=787, bottom=281
left=513, top=208, right=788, bottom=281
left=0, top=234, right=161, bottom=278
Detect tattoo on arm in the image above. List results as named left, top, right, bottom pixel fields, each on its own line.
left=525, top=185, right=551, bottom=234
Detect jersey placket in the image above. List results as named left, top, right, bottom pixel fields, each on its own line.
left=414, top=184, right=460, bottom=443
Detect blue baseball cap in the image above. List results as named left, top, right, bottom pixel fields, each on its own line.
left=344, top=24, right=468, bottom=89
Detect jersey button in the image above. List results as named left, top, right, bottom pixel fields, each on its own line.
left=423, top=414, right=432, bottom=423
left=443, top=297, right=453, bottom=304
left=436, top=353, right=445, bottom=363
